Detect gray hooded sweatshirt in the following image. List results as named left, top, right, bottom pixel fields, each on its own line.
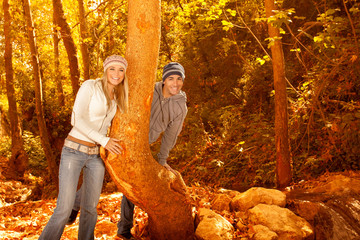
left=148, top=82, right=187, bottom=165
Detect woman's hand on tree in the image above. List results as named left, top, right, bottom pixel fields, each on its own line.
left=105, top=138, right=123, bottom=155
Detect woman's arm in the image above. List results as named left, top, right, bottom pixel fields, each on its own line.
left=71, top=81, right=110, bottom=147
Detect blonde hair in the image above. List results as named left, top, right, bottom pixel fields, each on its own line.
left=100, top=72, right=129, bottom=113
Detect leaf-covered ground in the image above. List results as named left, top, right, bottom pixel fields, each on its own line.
left=0, top=155, right=241, bottom=240
left=0, top=178, right=224, bottom=240
left=0, top=190, right=148, bottom=239
left=1, top=152, right=359, bottom=240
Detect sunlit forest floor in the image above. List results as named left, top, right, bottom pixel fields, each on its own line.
left=0, top=173, right=217, bottom=240
left=0, top=156, right=219, bottom=240
left=1, top=155, right=360, bottom=239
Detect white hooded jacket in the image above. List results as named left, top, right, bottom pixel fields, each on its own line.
left=68, top=79, right=117, bottom=147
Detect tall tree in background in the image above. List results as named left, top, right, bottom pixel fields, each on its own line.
left=102, top=0, right=194, bottom=239
left=78, top=0, right=90, bottom=80
left=52, top=25, right=65, bottom=106
left=265, top=0, right=292, bottom=188
left=4, top=0, right=29, bottom=179
left=52, top=0, right=80, bottom=95
left=22, top=0, right=58, bottom=186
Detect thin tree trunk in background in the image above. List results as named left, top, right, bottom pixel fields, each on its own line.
left=78, top=0, right=90, bottom=80
left=0, top=105, right=11, bottom=137
left=265, top=0, right=292, bottom=188
left=105, top=11, right=114, bottom=53
left=53, top=27, right=65, bottom=106
left=52, top=0, right=80, bottom=95
left=101, top=0, right=194, bottom=239
left=22, top=0, right=59, bottom=186
left=161, top=25, right=174, bottom=62
left=4, top=0, right=29, bottom=179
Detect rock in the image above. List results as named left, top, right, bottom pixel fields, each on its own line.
left=286, top=173, right=360, bottom=240
left=248, top=204, right=313, bottom=239
left=252, top=224, right=278, bottom=240
left=311, top=175, right=360, bottom=195
left=236, top=219, right=247, bottom=232
left=195, top=208, right=234, bottom=240
left=211, top=194, right=232, bottom=212
left=217, top=188, right=241, bottom=198
left=230, top=187, right=286, bottom=211
left=288, top=195, right=360, bottom=240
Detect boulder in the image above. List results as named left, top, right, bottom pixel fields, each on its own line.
left=230, top=187, right=286, bottom=211
left=286, top=173, right=360, bottom=240
left=211, top=194, right=232, bottom=212
left=248, top=204, right=313, bottom=240
left=217, top=188, right=241, bottom=198
left=311, top=175, right=360, bottom=195
left=252, top=224, right=278, bottom=240
left=236, top=219, right=247, bottom=232
left=195, top=208, right=234, bottom=240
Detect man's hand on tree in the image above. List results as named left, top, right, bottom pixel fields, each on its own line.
left=163, top=163, right=179, bottom=176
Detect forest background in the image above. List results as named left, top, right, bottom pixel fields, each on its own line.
left=0, top=0, right=359, bottom=199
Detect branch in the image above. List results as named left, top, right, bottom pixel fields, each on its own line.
left=71, top=0, right=111, bottom=30
left=230, top=4, right=300, bottom=95
left=342, top=0, right=359, bottom=54
left=293, top=66, right=339, bottom=153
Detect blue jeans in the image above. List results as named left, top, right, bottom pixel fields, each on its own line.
left=39, top=146, right=105, bottom=240
left=73, top=186, right=82, bottom=211
left=117, top=195, right=135, bottom=235
left=75, top=189, right=135, bottom=236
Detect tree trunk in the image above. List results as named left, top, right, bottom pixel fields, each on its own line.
left=4, top=0, right=29, bottom=179
left=101, top=0, right=194, bottom=239
left=0, top=105, right=11, bottom=137
left=52, top=0, right=80, bottom=95
left=265, top=0, right=292, bottom=188
left=53, top=27, right=65, bottom=106
left=22, top=0, right=59, bottom=186
left=78, top=0, right=90, bottom=80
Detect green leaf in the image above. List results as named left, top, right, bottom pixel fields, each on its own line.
left=325, top=8, right=338, bottom=15
left=221, top=20, right=231, bottom=26
left=226, top=9, right=236, bottom=17
left=350, top=7, right=360, bottom=13
left=256, top=57, right=266, bottom=65
left=294, top=16, right=306, bottom=20
left=314, top=36, right=323, bottom=42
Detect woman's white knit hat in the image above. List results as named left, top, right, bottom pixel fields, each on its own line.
left=103, top=55, right=128, bottom=72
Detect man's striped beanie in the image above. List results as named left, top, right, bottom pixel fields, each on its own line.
left=162, top=62, right=185, bottom=82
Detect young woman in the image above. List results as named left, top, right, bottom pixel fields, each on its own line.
left=39, top=55, right=128, bottom=240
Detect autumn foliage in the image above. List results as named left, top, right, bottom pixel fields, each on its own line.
left=0, top=0, right=360, bottom=238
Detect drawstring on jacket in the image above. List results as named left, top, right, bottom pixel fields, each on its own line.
left=159, top=91, right=165, bottom=123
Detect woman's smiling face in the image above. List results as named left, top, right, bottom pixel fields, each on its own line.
left=106, top=64, right=125, bottom=87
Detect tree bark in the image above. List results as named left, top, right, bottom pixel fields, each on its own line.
left=52, top=0, right=80, bottom=95
left=4, top=0, right=29, bottom=179
left=101, top=0, right=194, bottom=239
left=78, top=0, right=90, bottom=80
left=0, top=105, right=11, bottom=137
left=52, top=26, right=65, bottom=106
left=22, top=0, right=59, bottom=186
left=265, top=0, right=292, bottom=188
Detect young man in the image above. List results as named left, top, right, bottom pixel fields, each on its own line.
left=68, top=62, right=187, bottom=240
left=117, top=62, right=187, bottom=239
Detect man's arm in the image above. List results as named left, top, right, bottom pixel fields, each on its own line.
left=157, top=103, right=187, bottom=166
